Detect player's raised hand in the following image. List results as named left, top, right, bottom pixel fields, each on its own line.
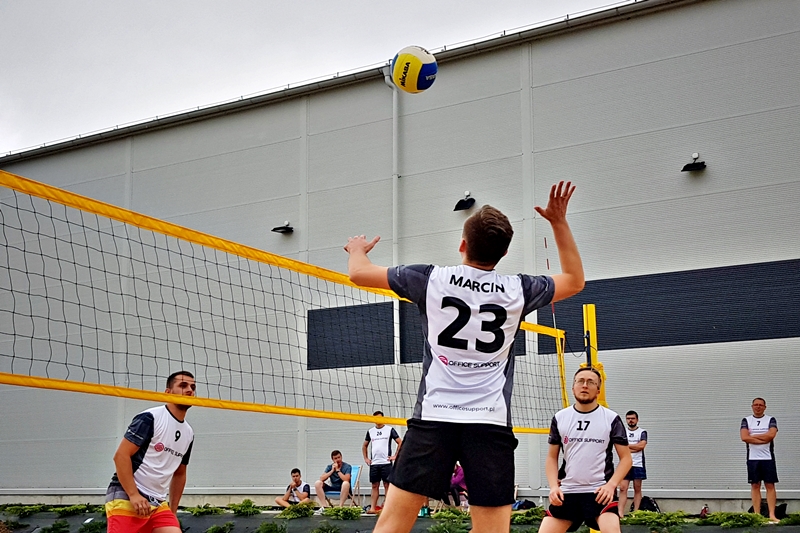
left=534, top=181, right=575, bottom=224
left=344, top=235, right=380, bottom=255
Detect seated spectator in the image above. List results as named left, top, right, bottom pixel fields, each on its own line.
left=275, top=468, right=311, bottom=508
left=314, top=450, right=352, bottom=511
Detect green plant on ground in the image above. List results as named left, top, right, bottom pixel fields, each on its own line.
left=205, top=521, right=235, bottom=533
left=1, top=521, right=29, bottom=532
left=696, top=512, right=769, bottom=529
left=309, top=521, right=340, bottom=533
left=3, top=505, right=48, bottom=518
left=77, top=520, right=106, bottom=533
left=52, top=504, right=104, bottom=518
left=254, top=522, right=287, bottom=533
left=227, top=499, right=262, bottom=517
left=427, top=519, right=469, bottom=533
left=621, top=510, right=688, bottom=533
left=433, top=508, right=468, bottom=522
left=40, top=520, right=71, bottom=533
left=276, top=502, right=316, bottom=519
left=511, top=527, right=539, bottom=533
left=185, top=504, right=226, bottom=517
left=511, top=508, right=546, bottom=525
left=780, top=513, right=800, bottom=526
left=321, top=506, right=361, bottom=520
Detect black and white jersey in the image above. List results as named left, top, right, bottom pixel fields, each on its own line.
left=742, top=415, right=777, bottom=460
left=109, top=405, right=194, bottom=500
left=388, top=264, right=554, bottom=426
left=365, top=425, right=400, bottom=465
left=627, top=427, right=647, bottom=468
left=548, top=405, right=628, bottom=493
left=287, top=481, right=310, bottom=503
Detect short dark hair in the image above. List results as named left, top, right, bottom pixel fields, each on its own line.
left=573, top=367, right=602, bottom=385
left=331, top=450, right=342, bottom=458
left=373, top=410, right=384, bottom=416
left=291, top=468, right=301, bottom=476
left=626, top=410, right=638, bottom=418
left=752, top=397, right=766, bottom=405
left=462, top=205, right=513, bottom=266
left=167, top=370, right=195, bottom=388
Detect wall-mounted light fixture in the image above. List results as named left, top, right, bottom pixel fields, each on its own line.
left=454, top=191, right=476, bottom=211
left=681, top=153, right=706, bottom=172
left=271, top=221, right=294, bottom=234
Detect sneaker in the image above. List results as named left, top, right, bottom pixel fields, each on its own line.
left=313, top=507, right=325, bottom=516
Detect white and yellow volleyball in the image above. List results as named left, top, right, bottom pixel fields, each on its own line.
left=390, top=45, right=438, bottom=94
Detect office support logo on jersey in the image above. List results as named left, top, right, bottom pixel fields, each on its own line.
left=564, top=435, right=606, bottom=444
left=438, top=355, right=500, bottom=369
left=153, top=442, right=186, bottom=458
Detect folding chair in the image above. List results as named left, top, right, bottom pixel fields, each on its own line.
left=324, top=464, right=362, bottom=507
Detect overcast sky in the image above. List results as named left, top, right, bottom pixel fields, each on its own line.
left=0, top=0, right=630, bottom=155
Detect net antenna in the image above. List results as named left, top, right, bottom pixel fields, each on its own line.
left=0, top=169, right=568, bottom=432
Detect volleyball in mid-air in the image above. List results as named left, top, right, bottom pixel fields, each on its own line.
left=391, top=46, right=438, bottom=94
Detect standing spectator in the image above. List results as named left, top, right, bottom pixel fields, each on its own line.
left=618, top=410, right=647, bottom=517
left=363, top=411, right=402, bottom=514
left=539, top=367, right=631, bottom=533
left=314, top=450, right=352, bottom=512
left=275, top=468, right=311, bottom=508
left=447, top=462, right=468, bottom=508
left=741, top=397, right=779, bottom=522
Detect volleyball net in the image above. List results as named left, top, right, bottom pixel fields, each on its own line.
left=0, top=170, right=567, bottom=432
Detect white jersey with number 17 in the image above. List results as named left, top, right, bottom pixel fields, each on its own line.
left=388, top=263, right=554, bottom=426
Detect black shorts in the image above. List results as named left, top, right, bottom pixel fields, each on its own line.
left=747, top=459, right=779, bottom=484
left=546, top=492, right=619, bottom=532
left=388, top=418, right=518, bottom=507
left=624, top=466, right=647, bottom=481
left=370, top=463, right=393, bottom=483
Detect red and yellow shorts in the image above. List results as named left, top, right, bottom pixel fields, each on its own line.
left=105, top=495, right=179, bottom=533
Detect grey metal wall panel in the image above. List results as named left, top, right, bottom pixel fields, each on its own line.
left=0, top=387, right=119, bottom=488
left=131, top=139, right=302, bottom=220
left=533, top=31, right=800, bottom=152
left=600, top=339, right=800, bottom=492
left=1, top=140, right=129, bottom=189
left=400, top=92, right=522, bottom=177
left=543, top=179, right=800, bottom=281
left=168, top=195, right=301, bottom=256
left=306, top=180, right=392, bottom=251
left=308, top=81, right=392, bottom=134
left=398, top=156, right=524, bottom=240
left=131, top=105, right=303, bottom=172
left=530, top=0, right=800, bottom=87
left=307, top=121, right=392, bottom=192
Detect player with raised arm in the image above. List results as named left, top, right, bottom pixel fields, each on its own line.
left=541, top=368, right=631, bottom=533
left=344, top=181, right=585, bottom=533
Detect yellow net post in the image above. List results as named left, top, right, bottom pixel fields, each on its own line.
left=580, top=303, right=607, bottom=407
left=581, top=303, right=605, bottom=533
